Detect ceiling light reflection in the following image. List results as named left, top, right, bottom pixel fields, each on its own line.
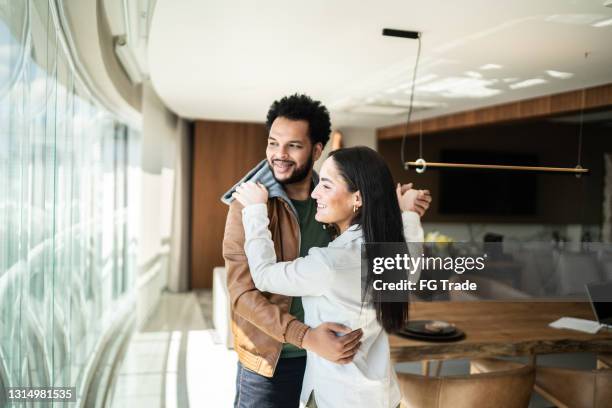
left=465, top=71, right=483, bottom=79
left=545, top=14, right=606, bottom=25
left=545, top=70, right=574, bottom=79
left=509, top=78, right=548, bottom=89
left=418, top=77, right=501, bottom=98
left=479, top=64, right=503, bottom=70
left=592, top=18, right=612, bottom=27
left=399, top=74, right=438, bottom=91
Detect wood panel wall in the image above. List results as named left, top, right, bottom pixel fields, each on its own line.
left=191, top=120, right=267, bottom=288
left=378, top=83, right=612, bottom=140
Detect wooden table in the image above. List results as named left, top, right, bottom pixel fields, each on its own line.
left=390, top=301, right=612, bottom=363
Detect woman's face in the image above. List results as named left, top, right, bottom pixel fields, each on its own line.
left=311, top=157, right=361, bottom=234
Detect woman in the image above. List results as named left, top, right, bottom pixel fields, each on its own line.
left=233, top=146, right=424, bottom=408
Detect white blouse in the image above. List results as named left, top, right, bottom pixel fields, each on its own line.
left=242, top=204, right=424, bottom=408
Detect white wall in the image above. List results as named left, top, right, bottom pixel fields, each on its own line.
left=138, top=80, right=177, bottom=268
left=136, top=79, right=183, bottom=327
left=315, top=127, right=377, bottom=171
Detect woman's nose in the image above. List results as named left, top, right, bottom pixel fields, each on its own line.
left=311, top=186, right=320, bottom=199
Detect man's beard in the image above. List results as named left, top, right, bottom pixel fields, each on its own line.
left=269, top=153, right=314, bottom=185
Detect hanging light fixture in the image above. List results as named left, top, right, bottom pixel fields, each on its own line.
left=385, top=29, right=590, bottom=177
left=382, top=28, right=421, bottom=170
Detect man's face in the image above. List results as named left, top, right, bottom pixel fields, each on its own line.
left=266, top=117, right=322, bottom=185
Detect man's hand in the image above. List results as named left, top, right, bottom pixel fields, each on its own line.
left=301, top=323, right=363, bottom=364
left=233, top=181, right=269, bottom=207
left=396, top=183, right=432, bottom=217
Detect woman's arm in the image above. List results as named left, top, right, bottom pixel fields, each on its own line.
left=242, top=204, right=333, bottom=296
left=402, top=211, right=424, bottom=283
left=402, top=211, right=424, bottom=242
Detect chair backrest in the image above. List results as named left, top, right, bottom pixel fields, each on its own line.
left=597, top=354, right=612, bottom=370
left=520, top=249, right=557, bottom=296
left=555, top=252, right=601, bottom=296
left=535, top=366, right=612, bottom=408
left=397, top=364, right=534, bottom=408
left=448, top=275, right=530, bottom=301
left=600, top=261, right=612, bottom=281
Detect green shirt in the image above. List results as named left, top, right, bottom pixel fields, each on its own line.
left=280, top=196, right=332, bottom=358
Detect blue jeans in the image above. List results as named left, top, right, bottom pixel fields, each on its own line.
left=234, top=356, right=306, bottom=408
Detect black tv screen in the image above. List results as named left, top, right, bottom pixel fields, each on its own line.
left=439, top=150, right=538, bottom=215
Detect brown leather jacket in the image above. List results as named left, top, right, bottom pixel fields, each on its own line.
left=222, top=196, right=310, bottom=377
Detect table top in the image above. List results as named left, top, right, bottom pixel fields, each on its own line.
left=389, top=301, right=612, bottom=362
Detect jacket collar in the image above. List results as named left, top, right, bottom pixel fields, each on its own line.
left=328, top=224, right=363, bottom=248
left=220, top=159, right=320, bottom=217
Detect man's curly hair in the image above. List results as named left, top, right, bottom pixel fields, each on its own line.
left=266, top=94, right=331, bottom=147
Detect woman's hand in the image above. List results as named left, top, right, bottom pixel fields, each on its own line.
left=233, top=181, right=269, bottom=207
left=396, top=183, right=432, bottom=216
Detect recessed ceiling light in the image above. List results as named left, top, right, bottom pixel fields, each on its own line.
left=545, top=70, right=574, bottom=79
left=592, top=17, right=612, bottom=27
left=509, top=78, right=547, bottom=90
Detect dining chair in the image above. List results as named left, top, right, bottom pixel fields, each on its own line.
left=471, top=358, right=612, bottom=408
left=555, top=251, right=602, bottom=296
left=598, top=354, right=612, bottom=369
left=520, top=249, right=557, bottom=296
left=447, top=275, right=530, bottom=301
left=600, top=260, right=612, bottom=281
left=397, top=361, right=534, bottom=408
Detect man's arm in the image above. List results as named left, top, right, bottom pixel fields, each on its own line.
left=223, top=200, right=307, bottom=346
left=398, top=182, right=431, bottom=217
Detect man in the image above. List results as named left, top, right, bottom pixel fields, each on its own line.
left=222, top=94, right=431, bottom=407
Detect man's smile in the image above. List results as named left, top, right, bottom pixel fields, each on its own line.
left=273, top=160, right=295, bottom=172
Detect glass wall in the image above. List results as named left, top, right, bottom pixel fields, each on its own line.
left=0, top=1, right=139, bottom=405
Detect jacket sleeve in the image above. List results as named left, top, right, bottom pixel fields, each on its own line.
left=222, top=200, right=309, bottom=347
left=242, top=204, right=334, bottom=297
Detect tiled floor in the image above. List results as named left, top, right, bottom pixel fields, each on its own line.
left=108, top=291, right=236, bottom=408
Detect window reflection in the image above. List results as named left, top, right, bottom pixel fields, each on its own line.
left=0, top=0, right=139, bottom=401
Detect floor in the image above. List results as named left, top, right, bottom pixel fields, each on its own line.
left=108, top=291, right=598, bottom=407
left=108, top=290, right=237, bottom=408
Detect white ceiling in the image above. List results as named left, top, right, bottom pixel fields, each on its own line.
left=148, top=0, right=612, bottom=128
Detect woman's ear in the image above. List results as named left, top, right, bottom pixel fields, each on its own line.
left=354, top=191, right=363, bottom=209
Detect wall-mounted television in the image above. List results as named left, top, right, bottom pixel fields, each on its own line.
left=439, top=150, right=538, bottom=216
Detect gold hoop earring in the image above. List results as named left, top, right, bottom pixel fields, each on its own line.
left=353, top=205, right=357, bottom=213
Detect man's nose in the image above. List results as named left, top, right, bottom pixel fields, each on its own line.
left=277, top=146, right=289, bottom=159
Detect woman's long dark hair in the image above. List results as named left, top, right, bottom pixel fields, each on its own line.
left=328, top=146, right=409, bottom=333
